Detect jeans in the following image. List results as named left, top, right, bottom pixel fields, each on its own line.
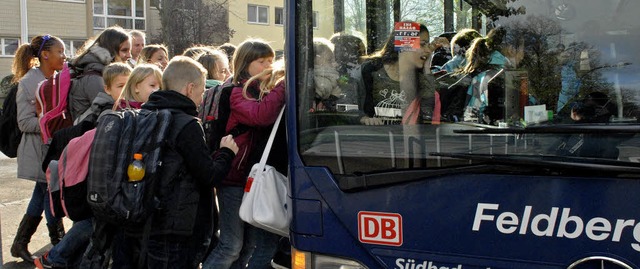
left=112, top=231, right=143, bottom=269
left=202, top=186, right=255, bottom=269
left=146, top=235, right=189, bottom=269
left=47, top=218, right=92, bottom=267
left=246, top=226, right=280, bottom=269
left=26, top=182, right=57, bottom=224
left=187, top=189, right=215, bottom=268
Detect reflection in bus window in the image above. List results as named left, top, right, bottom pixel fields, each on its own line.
left=300, top=0, right=640, bottom=175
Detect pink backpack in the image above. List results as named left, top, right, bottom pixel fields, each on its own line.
left=46, top=129, right=95, bottom=221
left=36, top=62, right=74, bottom=144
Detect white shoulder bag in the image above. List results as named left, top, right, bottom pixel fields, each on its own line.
left=239, top=107, right=289, bottom=237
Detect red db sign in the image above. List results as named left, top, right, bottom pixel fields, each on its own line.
left=358, top=211, right=403, bottom=246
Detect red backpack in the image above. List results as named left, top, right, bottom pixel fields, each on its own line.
left=36, top=62, right=74, bottom=144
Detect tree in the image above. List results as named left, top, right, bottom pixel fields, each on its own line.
left=344, top=0, right=367, bottom=35
left=152, top=0, right=235, bottom=56
left=344, top=0, right=475, bottom=39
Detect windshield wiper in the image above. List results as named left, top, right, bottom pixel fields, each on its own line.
left=453, top=123, right=640, bottom=134
left=337, top=165, right=500, bottom=191
left=431, top=152, right=640, bottom=174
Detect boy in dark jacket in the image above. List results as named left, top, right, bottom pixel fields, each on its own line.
left=133, top=56, right=238, bottom=268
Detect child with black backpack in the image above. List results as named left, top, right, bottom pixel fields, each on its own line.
left=91, top=56, right=238, bottom=268
left=10, top=34, right=67, bottom=263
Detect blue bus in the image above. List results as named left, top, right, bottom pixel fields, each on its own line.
left=284, top=0, right=640, bottom=268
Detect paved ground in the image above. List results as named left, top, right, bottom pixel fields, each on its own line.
left=0, top=153, right=73, bottom=269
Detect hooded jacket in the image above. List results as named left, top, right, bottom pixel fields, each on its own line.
left=16, top=68, right=46, bottom=181
left=142, top=90, right=236, bottom=236
left=223, top=79, right=285, bottom=186
left=69, top=46, right=113, bottom=120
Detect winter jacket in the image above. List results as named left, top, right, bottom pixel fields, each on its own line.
left=16, top=68, right=46, bottom=182
left=223, top=79, right=285, bottom=186
left=69, top=46, right=113, bottom=120
left=73, top=91, right=115, bottom=124
left=142, top=90, right=236, bottom=236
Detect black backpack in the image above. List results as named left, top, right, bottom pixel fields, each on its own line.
left=199, top=80, right=248, bottom=153
left=86, top=108, right=195, bottom=227
left=0, top=75, right=22, bottom=158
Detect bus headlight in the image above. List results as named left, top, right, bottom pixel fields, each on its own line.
left=292, top=247, right=368, bottom=269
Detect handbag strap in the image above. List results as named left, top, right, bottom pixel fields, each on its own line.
left=257, top=107, right=285, bottom=171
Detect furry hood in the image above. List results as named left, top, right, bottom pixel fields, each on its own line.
left=73, top=45, right=114, bottom=73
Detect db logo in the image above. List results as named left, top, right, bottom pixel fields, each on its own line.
left=358, top=211, right=403, bottom=246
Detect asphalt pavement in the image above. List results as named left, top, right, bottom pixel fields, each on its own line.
left=0, top=153, right=73, bottom=269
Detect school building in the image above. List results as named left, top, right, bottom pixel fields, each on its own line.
left=0, top=0, right=335, bottom=83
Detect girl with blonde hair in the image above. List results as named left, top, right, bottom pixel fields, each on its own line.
left=115, top=63, right=163, bottom=109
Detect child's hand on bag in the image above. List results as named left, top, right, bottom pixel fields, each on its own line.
left=220, top=135, right=239, bottom=154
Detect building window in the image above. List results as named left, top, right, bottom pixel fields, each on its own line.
left=93, top=0, right=146, bottom=30
left=248, top=4, right=268, bottom=24
left=150, top=0, right=161, bottom=9
left=313, top=11, right=319, bottom=29
left=1, top=38, right=19, bottom=57
left=63, top=40, right=87, bottom=57
left=275, top=7, right=284, bottom=26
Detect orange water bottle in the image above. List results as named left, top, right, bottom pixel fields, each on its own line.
left=127, top=153, right=145, bottom=182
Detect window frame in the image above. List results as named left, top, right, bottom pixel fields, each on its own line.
left=63, top=40, right=87, bottom=58
left=275, top=7, right=284, bottom=26
left=93, top=0, right=146, bottom=30
left=248, top=4, right=269, bottom=25
left=312, top=11, right=319, bottom=29
left=0, top=37, right=20, bottom=57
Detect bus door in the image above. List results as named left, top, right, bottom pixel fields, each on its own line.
left=286, top=0, right=640, bottom=268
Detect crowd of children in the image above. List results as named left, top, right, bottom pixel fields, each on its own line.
left=7, top=18, right=600, bottom=269
left=8, top=26, right=287, bottom=269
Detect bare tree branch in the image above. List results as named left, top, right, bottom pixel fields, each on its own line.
left=155, top=0, right=234, bottom=56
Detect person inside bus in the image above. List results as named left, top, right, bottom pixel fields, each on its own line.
left=556, top=43, right=584, bottom=115
left=312, top=38, right=341, bottom=111
left=457, top=28, right=511, bottom=124
left=435, top=29, right=483, bottom=121
left=440, top=29, right=483, bottom=73
left=352, top=22, right=448, bottom=125
left=430, top=32, right=455, bottom=71
left=330, top=32, right=367, bottom=107
left=552, top=92, right=621, bottom=159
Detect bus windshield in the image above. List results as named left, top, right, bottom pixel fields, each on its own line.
left=295, top=0, right=640, bottom=180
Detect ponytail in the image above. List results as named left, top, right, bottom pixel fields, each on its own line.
left=11, top=35, right=61, bottom=83
left=11, top=43, right=38, bottom=83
